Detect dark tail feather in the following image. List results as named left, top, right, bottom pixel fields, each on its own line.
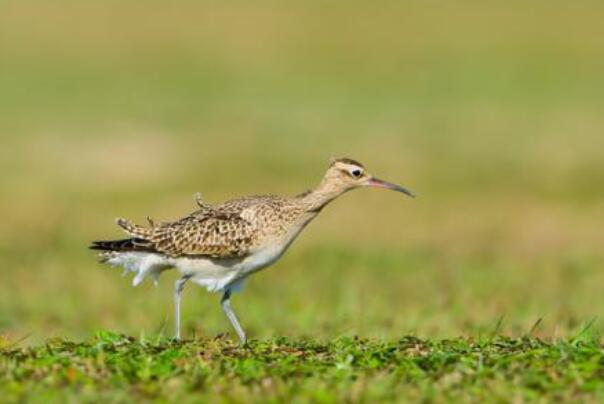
left=89, top=238, right=154, bottom=252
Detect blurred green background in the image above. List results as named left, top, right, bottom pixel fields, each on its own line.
left=1, top=1, right=603, bottom=344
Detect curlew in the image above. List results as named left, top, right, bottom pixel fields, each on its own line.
left=90, top=157, right=414, bottom=345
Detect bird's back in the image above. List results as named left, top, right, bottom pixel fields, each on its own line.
left=91, top=194, right=304, bottom=260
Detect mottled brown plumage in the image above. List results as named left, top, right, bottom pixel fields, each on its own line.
left=110, top=194, right=301, bottom=258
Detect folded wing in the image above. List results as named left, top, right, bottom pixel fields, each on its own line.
left=115, top=208, right=257, bottom=259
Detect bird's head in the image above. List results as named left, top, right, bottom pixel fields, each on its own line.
left=321, top=157, right=415, bottom=197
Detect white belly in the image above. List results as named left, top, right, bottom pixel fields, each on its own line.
left=174, top=244, right=284, bottom=292
left=103, top=244, right=286, bottom=293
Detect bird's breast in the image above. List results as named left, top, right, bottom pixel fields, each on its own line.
left=235, top=211, right=319, bottom=276
left=237, top=244, right=285, bottom=275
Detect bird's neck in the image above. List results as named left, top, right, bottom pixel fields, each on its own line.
left=273, top=181, right=345, bottom=253
left=299, top=180, right=346, bottom=213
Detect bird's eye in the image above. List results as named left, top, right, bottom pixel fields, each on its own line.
left=351, top=169, right=362, bottom=178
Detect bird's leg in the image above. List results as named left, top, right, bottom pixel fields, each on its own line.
left=174, top=275, right=191, bottom=340
left=220, top=290, right=247, bottom=346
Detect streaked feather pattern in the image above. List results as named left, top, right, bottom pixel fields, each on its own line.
left=95, top=195, right=305, bottom=259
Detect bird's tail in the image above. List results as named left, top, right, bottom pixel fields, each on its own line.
left=90, top=238, right=140, bottom=252
left=90, top=217, right=155, bottom=260
left=90, top=237, right=153, bottom=251
left=89, top=238, right=154, bottom=263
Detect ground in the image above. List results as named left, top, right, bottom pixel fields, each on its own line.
left=2, top=332, right=604, bottom=402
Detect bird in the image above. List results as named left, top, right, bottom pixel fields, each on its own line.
left=90, top=157, right=414, bottom=345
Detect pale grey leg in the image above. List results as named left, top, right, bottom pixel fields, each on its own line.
left=174, top=276, right=191, bottom=340
left=221, top=290, right=247, bottom=346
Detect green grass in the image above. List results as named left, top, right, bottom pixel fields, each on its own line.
left=2, top=332, right=604, bottom=402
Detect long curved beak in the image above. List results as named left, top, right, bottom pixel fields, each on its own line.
left=367, top=177, right=415, bottom=198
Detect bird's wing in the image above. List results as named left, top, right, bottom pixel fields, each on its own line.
left=116, top=207, right=258, bottom=259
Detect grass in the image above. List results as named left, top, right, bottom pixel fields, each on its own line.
left=1, top=0, right=604, bottom=401
left=2, top=332, right=604, bottom=402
